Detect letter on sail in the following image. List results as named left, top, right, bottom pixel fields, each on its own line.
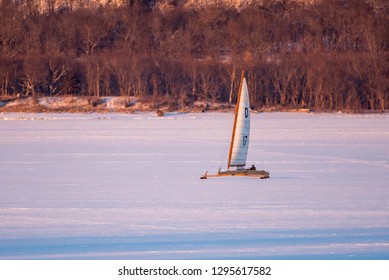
left=228, top=76, right=250, bottom=169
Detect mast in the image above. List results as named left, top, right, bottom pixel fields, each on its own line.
left=227, top=71, right=245, bottom=169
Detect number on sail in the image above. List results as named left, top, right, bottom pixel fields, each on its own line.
left=243, top=135, right=248, bottom=146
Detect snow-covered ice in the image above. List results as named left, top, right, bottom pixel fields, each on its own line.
left=0, top=112, right=388, bottom=259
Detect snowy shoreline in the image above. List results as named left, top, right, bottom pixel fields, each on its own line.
left=1, top=96, right=387, bottom=115
left=1, top=110, right=388, bottom=122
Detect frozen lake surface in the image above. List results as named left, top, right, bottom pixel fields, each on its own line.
left=1, top=112, right=389, bottom=259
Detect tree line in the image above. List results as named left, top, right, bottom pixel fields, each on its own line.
left=0, top=0, right=388, bottom=112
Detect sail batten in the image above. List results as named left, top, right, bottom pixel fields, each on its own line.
left=228, top=73, right=250, bottom=169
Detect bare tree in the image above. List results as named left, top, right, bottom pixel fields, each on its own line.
left=46, top=61, right=70, bottom=96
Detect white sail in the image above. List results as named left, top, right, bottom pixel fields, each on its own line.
left=228, top=77, right=250, bottom=168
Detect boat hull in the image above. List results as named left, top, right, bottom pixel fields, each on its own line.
left=200, top=169, right=269, bottom=179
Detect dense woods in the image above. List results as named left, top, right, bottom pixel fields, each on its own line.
left=0, top=0, right=388, bottom=112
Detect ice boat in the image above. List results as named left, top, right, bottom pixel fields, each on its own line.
left=200, top=72, right=269, bottom=179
